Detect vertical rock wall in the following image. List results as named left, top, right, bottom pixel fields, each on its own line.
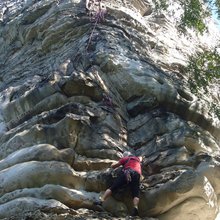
left=0, top=0, right=219, bottom=219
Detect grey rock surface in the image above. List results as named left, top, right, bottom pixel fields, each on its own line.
left=0, top=0, right=219, bottom=219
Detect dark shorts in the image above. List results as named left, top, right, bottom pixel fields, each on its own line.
left=110, top=169, right=140, bottom=198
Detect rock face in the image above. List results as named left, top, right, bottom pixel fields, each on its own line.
left=0, top=0, right=219, bottom=219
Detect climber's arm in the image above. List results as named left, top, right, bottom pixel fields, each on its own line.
left=111, top=162, right=121, bottom=169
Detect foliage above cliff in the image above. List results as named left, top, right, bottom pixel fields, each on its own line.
left=154, top=0, right=220, bottom=33
left=187, top=48, right=220, bottom=92
left=187, top=47, right=220, bottom=118
left=180, top=0, right=209, bottom=33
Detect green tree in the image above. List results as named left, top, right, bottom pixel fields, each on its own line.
left=154, top=0, right=169, bottom=11
left=180, top=0, right=209, bottom=33
left=153, top=0, right=220, bottom=33
left=187, top=48, right=220, bottom=118
left=187, top=48, right=220, bottom=92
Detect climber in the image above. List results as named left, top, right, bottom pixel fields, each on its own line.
left=86, top=0, right=106, bottom=22
left=94, top=151, right=143, bottom=216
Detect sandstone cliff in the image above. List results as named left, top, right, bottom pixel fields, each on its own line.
left=0, top=0, right=219, bottom=219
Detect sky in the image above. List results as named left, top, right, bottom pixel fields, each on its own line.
left=213, top=16, right=220, bottom=28
left=211, top=5, right=220, bottom=28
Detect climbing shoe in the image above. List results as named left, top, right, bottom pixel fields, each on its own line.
left=131, top=207, right=139, bottom=216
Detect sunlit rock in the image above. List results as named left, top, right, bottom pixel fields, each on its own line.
left=0, top=0, right=219, bottom=219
